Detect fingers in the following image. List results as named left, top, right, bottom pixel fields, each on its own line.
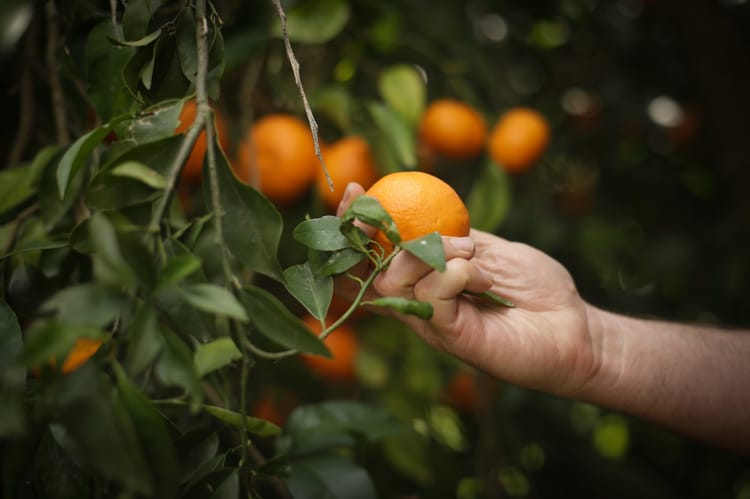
left=373, top=236, right=478, bottom=298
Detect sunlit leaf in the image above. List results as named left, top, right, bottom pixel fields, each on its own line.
left=274, top=0, right=350, bottom=44
left=203, top=405, right=281, bottom=437
left=194, top=337, right=242, bottom=377
left=284, top=262, right=333, bottom=320
left=378, top=64, right=426, bottom=126
left=179, top=284, right=248, bottom=322
left=399, top=232, right=446, bottom=272
left=343, top=195, right=400, bottom=245
left=110, top=161, right=167, bottom=188
left=292, top=216, right=351, bottom=251
left=241, top=285, right=330, bottom=357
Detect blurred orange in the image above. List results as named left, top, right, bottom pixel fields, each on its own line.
left=174, top=99, right=231, bottom=185
left=316, top=136, right=380, bottom=212
left=300, top=315, right=359, bottom=382
left=487, top=107, right=550, bottom=174
left=418, top=99, right=487, bottom=160
left=235, top=114, right=319, bottom=205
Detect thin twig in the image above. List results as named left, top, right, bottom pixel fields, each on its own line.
left=109, top=0, right=122, bottom=40
left=270, top=0, right=333, bottom=192
left=45, top=0, right=69, bottom=146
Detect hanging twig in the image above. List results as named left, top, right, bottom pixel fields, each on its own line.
left=270, top=0, right=333, bottom=192
left=45, top=0, right=69, bottom=146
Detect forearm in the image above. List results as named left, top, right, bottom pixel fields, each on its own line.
left=580, top=304, right=750, bottom=453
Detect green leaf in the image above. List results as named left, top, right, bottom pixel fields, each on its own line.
left=111, top=28, right=162, bottom=47
left=0, top=145, right=59, bottom=216
left=241, top=285, right=330, bottom=357
left=86, top=21, right=136, bottom=121
left=467, top=159, right=512, bottom=233
left=122, top=0, right=164, bottom=40
left=363, top=297, right=433, bottom=320
left=158, top=253, right=202, bottom=289
left=0, top=301, right=25, bottom=437
left=0, top=301, right=23, bottom=372
left=203, top=405, right=281, bottom=437
left=114, top=363, right=180, bottom=499
left=366, top=101, right=417, bottom=169
left=1, top=239, right=68, bottom=259
left=212, top=144, right=284, bottom=281
left=378, top=64, right=426, bottom=126
left=41, top=283, right=125, bottom=327
left=343, top=195, right=400, bottom=245
left=284, top=400, right=403, bottom=453
left=274, top=0, right=351, bottom=44
left=399, top=232, right=446, bottom=272
left=57, top=119, right=125, bottom=198
left=312, top=85, right=354, bottom=133
left=175, top=7, right=197, bottom=83
left=119, top=99, right=183, bottom=146
left=88, top=212, right=137, bottom=287
left=110, top=161, right=167, bottom=188
left=155, top=331, right=203, bottom=408
left=285, top=454, right=377, bottom=499
left=54, top=367, right=154, bottom=495
left=283, top=262, right=333, bottom=320
left=315, top=248, right=365, bottom=276
left=179, top=284, right=249, bottom=322
left=124, top=306, right=164, bottom=377
left=194, top=337, right=242, bottom=377
left=292, top=216, right=351, bottom=251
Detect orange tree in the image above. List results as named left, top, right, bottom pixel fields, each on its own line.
left=2, top=1, right=750, bottom=498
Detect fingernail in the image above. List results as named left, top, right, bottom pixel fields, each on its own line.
left=449, top=237, right=475, bottom=253
left=338, top=182, right=357, bottom=213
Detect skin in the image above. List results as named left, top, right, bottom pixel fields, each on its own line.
left=337, top=182, right=750, bottom=453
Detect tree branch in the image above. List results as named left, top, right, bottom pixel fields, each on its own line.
left=270, top=0, right=333, bottom=192
left=45, top=0, right=69, bottom=146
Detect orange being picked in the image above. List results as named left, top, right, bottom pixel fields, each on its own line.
left=364, top=171, right=470, bottom=254
left=175, top=99, right=231, bottom=185
left=300, top=315, right=359, bottom=382
left=418, top=99, right=487, bottom=160
left=235, top=114, right=319, bottom=205
left=487, top=107, right=550, bottom=173
left=317, top=136, right=380, bottom=212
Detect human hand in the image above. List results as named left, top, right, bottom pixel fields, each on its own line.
left=336, top=182, right=598, bottom=398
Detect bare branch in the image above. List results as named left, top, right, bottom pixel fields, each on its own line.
left=270, top=0, right=333, bottom=192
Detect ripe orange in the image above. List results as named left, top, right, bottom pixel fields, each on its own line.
left=175, top=99, right=231, bottom=185
left=418, top=99, right=487, bottom=160
left=300, top=315, right=358, bottom=382
left=61, top=337, right=102, bottom=373
left=252, top=389, right=298, bottom=427
left=487, top=107, right=550, bottom=173
left=445, top=369, right=480, bottom=413
left=235, top=114, right=319, bottom=205
left=364, top=171, right=470, bottom=254
left=317, top=136, right=380, bottom=212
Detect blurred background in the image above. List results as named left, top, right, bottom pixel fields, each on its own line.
left=2, top=0, right=749, bottom=497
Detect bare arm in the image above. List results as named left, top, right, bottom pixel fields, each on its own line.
left=580, top=306, right=750, bottom=452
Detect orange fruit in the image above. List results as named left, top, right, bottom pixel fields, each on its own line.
left=364, top=171, right=470, bottom=254
left=252, top=389, right=298, bottom=427
left=445, top=369, right=480, bottom=413
left=317, top=136, right=380, bottom=212
left=175, top=99, right=231, bottom=185
left=61, top=337, right=102, bottom=374
left=418, top=99, right=487, bottom=160
left=300, top=315, right=358, bottom=382
left=487, top=107, right=550, bottom=173
left=235, top=114, right=319, bottom=205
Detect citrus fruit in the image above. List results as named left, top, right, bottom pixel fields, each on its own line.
left=445, top=369, right=480, bottom=413
left=317, top=136, right=380, bottom=212
left=61, top=337, right=102, bottom=374
left=364, top=171, right=470, bottom=254
left=418, top=99, right=487, bottom=160
left=252, top=389, right=298, bottom=427
left=300, top=315, right=358, bottom=382
left=175, top=99, right=231, bottom=185
left=487, top=107, right=550, bottom=173
left=235, top=114, right=319, bottom=205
